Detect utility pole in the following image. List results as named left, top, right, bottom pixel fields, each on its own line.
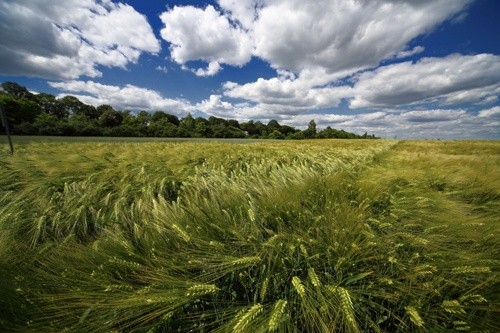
left=0, top=104, right=14, bottom=154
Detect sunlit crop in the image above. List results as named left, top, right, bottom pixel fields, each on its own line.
left=0, top=139, right=498, bottom=332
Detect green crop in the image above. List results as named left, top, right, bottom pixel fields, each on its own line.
left=0, top=139, right=498, bottom=332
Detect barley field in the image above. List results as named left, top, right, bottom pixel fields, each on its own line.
left=0, top=138, right=498, bottom=332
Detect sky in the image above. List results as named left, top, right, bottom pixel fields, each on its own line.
left=1, top=0, right=499, bottom=139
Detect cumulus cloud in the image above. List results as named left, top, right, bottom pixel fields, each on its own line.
left=49, top=80, right=195, bottom=115
left=217, top=0, right=263, bottom=30
left=193, top=62, right=222, bottom=77
left=220, top=53, right=500, bottom=122
left=155, top=0, right=498, bottom=141
left=251, top=0, right=468, bottom=74
left=350, top=54, right=500, bottom=108
left=160, top=0, right=470, bottom=78
left=0, top=0, right=160, bottom=79
left=223, top=76, right=353, bottom=113
left=198, top=95, right=235, bottom=113
left=159, top=5, right=252, bottom=75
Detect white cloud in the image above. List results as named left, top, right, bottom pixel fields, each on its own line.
left=0, top=0, right=160, bottom=79
left=216, top=0, right=263, bottom=30
left=194, top=61, right=222, bottom=77
left=478, top=106, right=500, bottom=119
left=392, top=46, right=425, bottom=59
left=160, top=0, right=470, bottom=79
left=156, top=66, right=168, bottom=74
left=223, top=76, right=353, bottom=113
left=251, top=0, right=470, bottom=74
left=49, top=80, right=195, bottom=116
left=220, top=53, right=500, bottom=125
left=398, top=109, right=467, bottom=123
left=350, top=54, right=500, bottom=108
left=444, top=85, right=500, bottom=105
left=154, top=0, right=497, bottom=140
left=276, top=109, right=498, bottom=139
left=198, top=95, right=235, bottom=113
left=159, top=5, right=252, bottom=75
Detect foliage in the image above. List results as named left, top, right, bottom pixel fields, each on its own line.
left=0, top=81, right=376, bottom=139
left=0, top=139, right=498, bottom=332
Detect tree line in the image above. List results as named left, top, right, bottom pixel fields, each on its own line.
left=0, top=81, right=377, bottom=139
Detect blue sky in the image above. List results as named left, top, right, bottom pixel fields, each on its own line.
left=1, top=0, right=499, bottom=139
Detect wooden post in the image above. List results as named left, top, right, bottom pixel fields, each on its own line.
left=0, top=104, right=14, bottom=154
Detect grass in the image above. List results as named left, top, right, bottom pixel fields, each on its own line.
left=0, top=138, right=498, bottom=332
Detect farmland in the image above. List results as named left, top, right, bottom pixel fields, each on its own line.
left=0, top=138, right=498, bottom=332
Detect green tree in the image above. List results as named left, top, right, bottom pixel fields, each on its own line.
left=227, top=119, right=240, bottom=129
left=136, top=111, right=151, bottom=126
left=240, top=120, right=258, bottom=137
left=179, top=113, right=195, bottom=133
left=148, top=119, right=179, bottom=137
left=303, top=119, right=317, bottom=138
left=268, top=130, right=285, bottom=139
left=33, top=114, right=65, bottom=135
left=61, top=96, right=99, bottom=119
left=255, top=121, right=268, bottom=138
left=1, top=81, right=32, bottom=99
left=68, top=114, right=102, bottom=136
left=267, top=119, right=281, bottom=133
left=95, top=104, right=113, bottom=118
left=279, top=125, right=297, bottom=136
left=0, top=94, right=42, bottom=132
left=99, top=109, right=123, bottom=127
left=287, top=131, right=305, bottom=140
left=35, top=93, right=68, bottom=119
left=194, top=117, right=210, bottom=137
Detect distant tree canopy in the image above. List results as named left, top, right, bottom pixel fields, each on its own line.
left=0, top=81, right=378, bottom=139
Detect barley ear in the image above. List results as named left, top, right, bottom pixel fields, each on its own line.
left=308, top=267, right=321, bottom=287
left=268, top=299, right=287, bottom=331
left=405, top=306, right=425, bottom=327
left=233, top=304, right=263, bottom=333
left=291, top=276, right=305, bottom=298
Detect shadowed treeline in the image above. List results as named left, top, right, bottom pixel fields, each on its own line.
left=0, top=81, right=377, bottom=140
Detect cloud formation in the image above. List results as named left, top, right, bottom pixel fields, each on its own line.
left=160, top=5, right=252, bottom=76
left=159, top=0, right=471, bottom=78
left=0, top=0, right=160, bottom=79
left=155, top=0, right=500, bottom=134
left=350, top=54, right=500, bottom=108
left=277, top=108, right=498, bottom=140
left=478, top=106, right=500, bottom=119
left=49, top=80, right=194, bottom=115
left=223, top=77, right=352, bottom=113
left=2, top=0, right=497, bottom=139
